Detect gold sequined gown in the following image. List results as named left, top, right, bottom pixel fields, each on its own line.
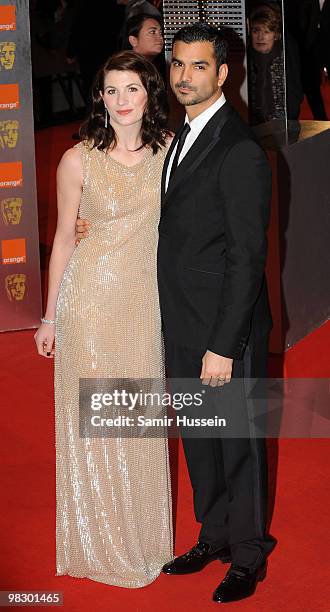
left=54, top=141, right=173, bottom=588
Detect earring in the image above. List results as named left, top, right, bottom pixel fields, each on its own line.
left=104, top=105, right=108, bottom=129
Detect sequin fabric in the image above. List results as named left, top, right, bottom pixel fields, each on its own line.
left=55, top=141, right=173, bottom=587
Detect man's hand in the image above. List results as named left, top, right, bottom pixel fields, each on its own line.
left=200, top=350, right=233, bottom=387
left=75, top=217, right=90, bottom=245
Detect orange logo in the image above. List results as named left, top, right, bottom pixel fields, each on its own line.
left=5, top=273, right=26, bottom=301
left=0, top=120, right=19, bottom=148
left=0, top=161, right=23, bottom=188
left=1, top=197, right=23, bottom=225
left=1, top=238, right=26, bottom=264
left=0, top=84, right=19, bottom=110
left=0, top=6, right=16, bottom=31
left=0, top=41, right=16, bottom=70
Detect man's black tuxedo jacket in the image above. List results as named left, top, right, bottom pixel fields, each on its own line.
left=289, top=0, right=330, bottom=52
left=157, top=102, right=272, bottom=361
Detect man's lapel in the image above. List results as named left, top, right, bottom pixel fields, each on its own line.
left=161, top=102, right=234, bottom=211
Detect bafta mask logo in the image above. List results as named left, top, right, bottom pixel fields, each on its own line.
left=5, top=273, right=26, bottom=301
left=0, top=120, right=19, bottom=149
left=1, top=197, right=23, bottom=225
left=0, top=42, right=16, bottom=70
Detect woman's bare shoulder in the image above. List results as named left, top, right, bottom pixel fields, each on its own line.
left=57, top=146, right=84, bottom=182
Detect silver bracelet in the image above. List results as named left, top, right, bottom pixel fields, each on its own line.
left=41, top=317, right=55, bottom=325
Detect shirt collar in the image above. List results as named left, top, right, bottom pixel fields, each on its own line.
left=185, top=93, right=226, bottom=134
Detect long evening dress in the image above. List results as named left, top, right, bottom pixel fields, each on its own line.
left=54, top=140, right=173, bottom=588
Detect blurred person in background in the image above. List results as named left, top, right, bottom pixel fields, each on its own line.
left=247, top=3, right=303, bottom=125
left=30, top=0, right=76, bottom=126
left=125, top=14, right=163, bottom=59
left=287, top=0, right=330, bottom=120
left=117, top=0, right=161, bottom=20
left=67, top=0, right=125, bottom=105
left=117, top=0, right=162, bottom=51
left=124, top=13, right=166, bottom=79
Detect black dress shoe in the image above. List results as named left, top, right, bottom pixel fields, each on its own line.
left=212, top=562, right=267, bottom=603
left=162, top=542, right=231, bottom=575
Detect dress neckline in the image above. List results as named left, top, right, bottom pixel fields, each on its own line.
left=102, top=146, right=152, bottom=170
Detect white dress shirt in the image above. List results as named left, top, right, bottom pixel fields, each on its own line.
left=319, top=0, right=325, bottom=10
left=165, top=93, right=226, bottom=192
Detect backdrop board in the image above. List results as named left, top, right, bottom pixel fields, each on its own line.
left=260, top=121, right=330, bottom=351
left=0, top=0, right=42, bottom=331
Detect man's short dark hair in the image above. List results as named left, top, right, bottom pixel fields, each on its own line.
left=172, top=22, right=228, bottom=71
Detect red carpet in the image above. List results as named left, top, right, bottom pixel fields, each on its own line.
left=1, top=325, right=329, bottom=611
left=1, top=89, right=330, bottom=610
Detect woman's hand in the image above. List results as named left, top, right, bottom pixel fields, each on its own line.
left=34, top=323, right=55, bottom=358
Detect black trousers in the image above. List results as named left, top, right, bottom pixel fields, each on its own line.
left=164, top=335, right=276, bottom=570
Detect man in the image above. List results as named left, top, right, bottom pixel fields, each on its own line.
left=287, top=0, right=330, bottom=119
left=76, top=22, right=276, bottom=603
left=157, top=23, right=276, bottom=603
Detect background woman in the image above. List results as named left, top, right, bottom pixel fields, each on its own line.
left=248, top=3, right=303, bottom=125
left=123, top=13, right=166, bottom=79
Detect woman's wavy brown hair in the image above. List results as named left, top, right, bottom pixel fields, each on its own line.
left=79, top=51, right=170, bottom=154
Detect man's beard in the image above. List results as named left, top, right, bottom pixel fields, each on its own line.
left=175, top=91, right=208, bottom=106
left=173, top=82, right=217, bottom=106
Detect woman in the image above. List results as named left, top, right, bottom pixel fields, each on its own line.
left=125, top=13, right=163, bottom=59
left=247, top=4, right=303, bottom=125
left=123, top=13, right=166, bottom=80
left=34, top=51, right=173, bottom=588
